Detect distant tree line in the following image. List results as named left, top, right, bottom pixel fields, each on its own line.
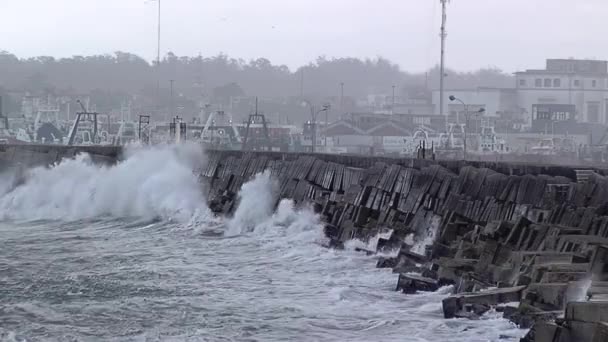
left=0, top=50, right=514, bottom=120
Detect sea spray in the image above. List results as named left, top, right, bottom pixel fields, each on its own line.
left=0, top=143, right=210, bottom=222
left=0, top=166, right=23, bottom=197
left=225, top=171, right=325, bottom=243
left=411, top=214, right=442, bottom=255
left=226, top=170, right=278, bottom=235
left=566, top=278, right=592, bottom=303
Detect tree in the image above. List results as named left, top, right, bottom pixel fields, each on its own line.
left=212, top=82, right=246, bottom=104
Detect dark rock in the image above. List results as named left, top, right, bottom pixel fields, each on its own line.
left=438, top=277, right=456, bottom=287
left=396, top=273, right=439, bottom=294
left=398, top=248, right=428, bottom=264
left=354, top=247, right=375, bottom=255
left=421, top=268, right=438, bottom=280
left=376, top=256, right=398, bottom=269
left=454, top=310, right=479, bottom=319
left=442, top=286, right=526, bottom=319
left=470, top=303, right=491, bottom=316
left=498, top=305, right=518, bottom=320
left=519, top=329, right=534, bottom=342
left=327, top=239, right=344, bottom=249
left=323, top=224, right=340, bottom=239
left=392, top=265, right=425, bottom=275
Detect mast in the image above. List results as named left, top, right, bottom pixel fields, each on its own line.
left=439, top=0, right=448, bottom=133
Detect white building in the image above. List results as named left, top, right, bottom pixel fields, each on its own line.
left=430, top=59, right=608, bottom=128
left=515, top=59, right=608, bottom=124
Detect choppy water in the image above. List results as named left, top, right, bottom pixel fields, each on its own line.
left=0, top=145, right=525, bottom=341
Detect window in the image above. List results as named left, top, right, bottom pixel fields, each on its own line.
left=592, top=80, right=597, bottom=88
left=588, top=102, right=600, bottom=123
left=544, top=78, right=551, bottom=87
left=535, top=79, right=542, bottom=87
left=413, top=117, right=430, bottom=125
left=553, top=78, right=561, bottom=87
left=519, top=79, right=526, bottom=86
left=574, top=79, right=580, bottom=87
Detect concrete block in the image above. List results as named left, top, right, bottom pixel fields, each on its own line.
left=566, top=320, right=598, bottom=342
left=533, top=322, right=561, bottom=342
left=442, top=285, right=526, bottom=318
left=396, top=273, right=438, bottom=294
left=592, top=322, right=608, bottom=342
left=566, top=301, right=608, bottom=323
left=524, top=283, right=569, bottom=310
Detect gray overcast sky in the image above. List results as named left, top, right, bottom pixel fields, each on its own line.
left=1, top=0, right=606, bottom=73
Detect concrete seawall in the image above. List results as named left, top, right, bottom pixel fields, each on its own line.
left=0, top=144, right=121, bottom=171
left=1, top=143, right=607, bottom=179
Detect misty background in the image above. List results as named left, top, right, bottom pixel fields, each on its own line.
left=0, top=0, right=605, bottom=124
left=0, top=51, right=512, bottom=123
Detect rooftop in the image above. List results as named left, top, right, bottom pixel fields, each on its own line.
left=516, top=58, right=608, bottom=75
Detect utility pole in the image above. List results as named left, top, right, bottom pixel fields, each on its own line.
left=340, top=82, right=345, bottom=122
left=464, top=104, right=469, bottom=160
left=299, top=69, right=304, bottom=98
left=169, top=79, right=174, bottom=123
left=340, top=82, right=344, bottom=112
left=439, top=0, right=448, bottom=133
left=156, top=0, right=161, bottom=120
left=325, top=106, right=329, bottom=147
left=391, top=85, right=396, bottom=114
left=311, top=106, right=316, bottom=153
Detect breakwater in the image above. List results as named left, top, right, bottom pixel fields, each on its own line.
left=4, top=143, right=608, bottom=342
left=202, top=149, right=608, bottom=342
left=0, top=144, right=120, bottom=170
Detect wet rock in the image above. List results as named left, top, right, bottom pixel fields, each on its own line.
left=323, top=224, right=340, bottom=239
left=354, top=247, right=375, bottom=255
left=497, top=305, right=518, bottom=320
left=442, top=286, right=526, bottom=319
left=454, top=309, right=479, bottom=320
left=376, top=256, right=398, bottom=269
left=470, top=303, right=491, bottom=316
left=421, top=268, right=438, bottom=280
left=396, top=273, right=438, bottom=294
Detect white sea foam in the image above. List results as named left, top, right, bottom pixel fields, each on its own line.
left=0, top=143, right=210, bottom=222
left=411, top=214, right=441, bottom=255
left=224, top=171, right=326, bottom=244
left=225, top=170, right=278, bottom=235
left=0, top=159, right=527, bottom=341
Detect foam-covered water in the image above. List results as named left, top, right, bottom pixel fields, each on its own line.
left=0, top=146, right=525, bottom=341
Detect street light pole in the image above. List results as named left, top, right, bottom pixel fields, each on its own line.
left=310, top=106, right=315, bottom=153
left=325, top=106, right=329, bottom=147
left=449, top=95, right=485, bottom=161
left=439, top=0, right=449, bottom=133
left=156, top=0, right=161, bottom=120
left=464, top=106, right=469, bottom=160
left=309, top=103, right=330, bottom=153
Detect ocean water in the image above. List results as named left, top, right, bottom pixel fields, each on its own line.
left=0, top=145, right=525, bottom=342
